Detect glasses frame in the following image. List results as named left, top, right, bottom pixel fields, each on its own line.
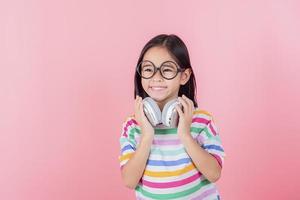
left=137, top=60, right=185, bottom=80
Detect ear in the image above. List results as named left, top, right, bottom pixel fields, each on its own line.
left=180, top=68, right=192, bottom=85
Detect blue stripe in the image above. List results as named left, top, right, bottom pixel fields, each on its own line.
left=147, top=158, right=191, bottom=166
left=121, top=144, right=135, bottom=153
left=203, top=144, right=224, bottom=152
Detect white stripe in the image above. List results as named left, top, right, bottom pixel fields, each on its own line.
left=191, top=123, right=207, bottom=129
left=120, top=160, right=128, bottom=167
left=120, top=140, right=135, bottom=149
left=151, top=144, right=184, bottom=150
left=121, top=148, right=135, bottom=155
left=186, top=183, right=218, bottom=200
left=145, top=162, right=191, bottom=171
left=154, top=134, right=179, bottom=140
left=148, top=151, right=189, bottom=160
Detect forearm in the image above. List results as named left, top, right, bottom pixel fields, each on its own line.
left=121, top=135, right=153, bottom=189
left=180, top=134, right=221, bottom=183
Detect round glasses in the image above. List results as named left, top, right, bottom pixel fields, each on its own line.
left=137, top=60, right=184, bottom=80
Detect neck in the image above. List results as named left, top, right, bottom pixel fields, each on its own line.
left=156, top=101, right=165, bottom=111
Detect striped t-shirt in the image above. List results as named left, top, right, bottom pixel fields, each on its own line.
left=119, top=109, right=226, bottom=200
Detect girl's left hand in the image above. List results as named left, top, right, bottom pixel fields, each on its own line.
left=175, top=95, right=195, bottom=140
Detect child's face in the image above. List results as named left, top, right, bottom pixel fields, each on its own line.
left=141, top=46, right=191, bottom=107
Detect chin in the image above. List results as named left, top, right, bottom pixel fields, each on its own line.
left=149, top=95, right=169, bottom=103
left=146, top=89, right=175, bottom=102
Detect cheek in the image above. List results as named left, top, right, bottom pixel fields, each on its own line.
left=168, top=78, right=181, bottom=87
left=141, top=79, right=148, bottom=90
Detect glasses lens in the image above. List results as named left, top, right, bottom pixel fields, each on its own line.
left=161, top=61, right=178, bottom=79
left=138, top=61, right=155, bottom=78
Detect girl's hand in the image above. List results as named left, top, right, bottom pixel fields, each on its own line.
left=134, top=96, right=155, bottom=139
left=175, top=95, right=195, bottom=140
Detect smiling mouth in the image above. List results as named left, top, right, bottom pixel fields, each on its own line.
left=150, top=86, right=167, bottom=91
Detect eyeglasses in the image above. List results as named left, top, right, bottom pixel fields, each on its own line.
left=137, top=60, right=184, bottom=80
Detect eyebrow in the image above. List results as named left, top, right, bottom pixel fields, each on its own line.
left=142, top=59, right=177, bottom=65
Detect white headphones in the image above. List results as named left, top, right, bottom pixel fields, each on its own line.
left=142, top=97, right=182, bottom=128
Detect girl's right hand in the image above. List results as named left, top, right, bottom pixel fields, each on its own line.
left=134, top=96, right=155, bottom=139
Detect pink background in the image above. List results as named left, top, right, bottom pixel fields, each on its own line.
left=1, top=0, right=300, bottom=199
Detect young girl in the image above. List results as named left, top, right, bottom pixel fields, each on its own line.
left=119, top=34, right=226, bottom=200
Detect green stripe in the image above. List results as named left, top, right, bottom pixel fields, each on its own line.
left=130, top=127, right=141, bottom=134
left=154, top=128, right=177, bottom=134
left=126, top=125, right=217, bottom=141
left=202, top=127, right=213, bottom=138
left=190, top=127, right=203, bottom=134
left=192, top=127, right=221, bottom=142
left=128, top=127, right=140, bottom=141
left=136, top=179, right=210, bottom=199
left=155, top=127, right=206, bottom=135
left=212, top=135, right=221, bottom=142
left=120, top=138, right=136, bottom=148
left=119, top=138, right=128, bottom=143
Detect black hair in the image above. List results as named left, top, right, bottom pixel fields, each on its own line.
left=134, top=34, right=198, bottom=107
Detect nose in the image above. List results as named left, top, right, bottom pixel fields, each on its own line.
left=151, top=68, right=163, bottom=82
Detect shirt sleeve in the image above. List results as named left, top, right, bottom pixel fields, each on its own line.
left=196, top=114, right=226, bottom=168
left=118, top=117, right=138, bottom=169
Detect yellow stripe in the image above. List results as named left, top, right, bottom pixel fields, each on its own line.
left=193, top=109, right=212, bottom=117
left=144, top=163, right=196, bottom=177
left=119, top=152, right=134, bottom=162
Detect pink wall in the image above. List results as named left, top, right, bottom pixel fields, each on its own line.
left=1, top=0, right=300, bottom=199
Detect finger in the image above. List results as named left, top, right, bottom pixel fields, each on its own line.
left=135, top=96, right=143, bottom=117
left=175, top=105, right=183, bottom=117
left=135, top=95, right=140, bottom=105
left=182, top=95, right=194, bottom=113
left=139, top=97, right=146, bottom=117
left=135, top=95, right=140, bottom=111
left=139, top=98, right=144, bottom=114
left=182, top=95, right=191, bottom=111
left=137, top=96, right=142, bottom=109
left=178, top=97, right=188, bottom=114
left=135, top=97, right=143, bottom=125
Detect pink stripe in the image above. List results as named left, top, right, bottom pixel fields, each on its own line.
left=141, top=173, right=202, bottom=188
left=196, top=134, right=204, bottom=144
left=211, top=153, right=223, bottom=168
left=208, top=122, right=217, bottom=136
left=192, top=118, right=210, bottom=125
left=152, top=139, right=181, bottom=145
left=122, top=119, right=138, bottom=137
left=191, top=187, right=217, bottom=200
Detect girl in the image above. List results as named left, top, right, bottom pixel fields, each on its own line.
left=119, top=34, right=226, bottom=200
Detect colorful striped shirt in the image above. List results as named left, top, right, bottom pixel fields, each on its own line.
left=119, top=109, right=226, bottom=200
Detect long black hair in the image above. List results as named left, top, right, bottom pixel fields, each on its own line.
left=134, top=34, right=198, bottom=107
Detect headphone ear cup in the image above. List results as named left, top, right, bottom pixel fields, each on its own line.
left=162, top=98, right=181, bottom=127
left=142, top=97, right=162, bottom=126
